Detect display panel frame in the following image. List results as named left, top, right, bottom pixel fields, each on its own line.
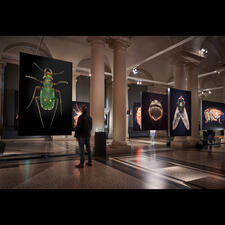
left=141, top=91, right=168, bottom=131
left=201, top=99, right=225, bottom=131
left=168, top=87, right=191, bottom=137
left=18, top=52, right=72, bottom=136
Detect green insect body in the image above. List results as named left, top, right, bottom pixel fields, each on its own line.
left=40, top=74, right=55, bottom=110
left=25, top=63, right=68, bottom=128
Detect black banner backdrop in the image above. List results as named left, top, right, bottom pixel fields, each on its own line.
left=169, top=88, right=191, bottom=136
left=201, top=100, right=225, bottom=130
left=133, top=102, right=141, bottom=131
left=19, top=52, right=72, bottom=136
left=72, top=101, right=90, bottom=131
left=141, top=92, right=168, bottom=130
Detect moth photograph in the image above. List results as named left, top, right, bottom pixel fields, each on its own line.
left=141, top=92, right=168, bottom=131
left=201, top=100, right=225, bottom=130
left=169, top=88, right=191, bottom=136
left=19, top=52, right=72, bottom=136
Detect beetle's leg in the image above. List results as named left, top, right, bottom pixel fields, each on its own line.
left=55, top=89, right=62, bottom=115
left=35, top=96, right=45, bottom=128
left=50, top=97, right=59, bottom=127
left=27, top=86, right=41, bottom=109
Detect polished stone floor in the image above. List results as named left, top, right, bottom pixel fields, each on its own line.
left=1, top=138, right=225, bottom=189
left=1, top=140, right=78, bottom=157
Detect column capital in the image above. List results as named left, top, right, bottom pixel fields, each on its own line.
left=170, top=49, right=206, bottom=66
left=87, top=36, right=106, bottom=45
left=108, top=36, right=132, bottom=50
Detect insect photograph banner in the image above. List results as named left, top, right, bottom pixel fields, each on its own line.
left=72, top=101, right=90, bottom=131
left=18, top=52, right=72, bottom=136
left=201, top=100, right=225, bottom=130
left=133, top=103, right=142, bottom=131
left=169, top=88, right=191, bottom=136
left=141, top=92, right=168, bottom=130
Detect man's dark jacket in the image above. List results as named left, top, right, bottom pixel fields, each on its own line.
left=75, top=112, right=92, bottom=138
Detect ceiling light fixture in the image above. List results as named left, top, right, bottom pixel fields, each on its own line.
left=133, top=68, right=138, bottom=74
left=199, top=48, right=208, bottom=56
left=137, top=80, right=142, bottom=85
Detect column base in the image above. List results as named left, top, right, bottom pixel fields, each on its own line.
left=221, top=137, right=225, bottom=144
left=51, top=135, right=75, bottom=141
left=171, top=137, right=199, bottom=149
left=107, top=140, right=131, bottom=156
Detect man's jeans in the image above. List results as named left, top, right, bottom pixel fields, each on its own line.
left=78, top=137, right=92, bottom=166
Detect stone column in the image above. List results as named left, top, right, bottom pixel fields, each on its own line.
left=87, top=36, right=105, bottom=139
left=126, top=82, right=130, bottom=139
left=170, top=52, right=188, bottom=147
left=71, top=72, right=77, bottom=139
left=108, top=78, right=113, bottom=139
left=185, top=52, right=205, bottom=145
left=172, top=58, right=187, bottom=90
left=105, top=77, right=113, bottom=139
left=186, top=64, right=199, bottom=144
left=0, top=62, right=6, bottom=139
left=72, top=72, right=77, bottom=101
left=171, top=50, right=205, bottom=148
left=224, top=76, right=225, bottom=104
left=108, top=37, right=132, bottom=154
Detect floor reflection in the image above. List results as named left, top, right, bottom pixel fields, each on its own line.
left=0, top=140, right=79, bottom=158
left=111, top=152, right=225, bottom=189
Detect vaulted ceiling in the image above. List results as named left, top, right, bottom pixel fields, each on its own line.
left=0, top=35, right=225, bottom=101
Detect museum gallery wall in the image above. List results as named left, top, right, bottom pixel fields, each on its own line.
left=169, top=88, right=191, bottom=136
left=19, top=52, right=72, bottom=136
left=141, top=92, right=168, bottom=131
left=72, top=101, right=90, bottom=131
left=201, top=100, right=225, bottom=130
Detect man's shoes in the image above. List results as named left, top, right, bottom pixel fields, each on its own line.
left=86, top=162, right=92, bottom=166
left=75, top=164, right=84, bottom=168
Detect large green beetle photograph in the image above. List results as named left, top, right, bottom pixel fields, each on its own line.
left=25, top=62, right=68, bottom=128
left=19, top=52, right=72, bottom=136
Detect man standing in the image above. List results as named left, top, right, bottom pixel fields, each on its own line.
left=74, top=105, right=92, bottom=168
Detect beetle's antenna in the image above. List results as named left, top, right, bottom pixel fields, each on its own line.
left=53, top=71, right=64, bottom=75
left=54, top=81, right=68, bottom=86
left=33, top=62, right=44, bottom=73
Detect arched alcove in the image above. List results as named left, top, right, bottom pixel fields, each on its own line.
left=2, top=41, right=52, bottom=60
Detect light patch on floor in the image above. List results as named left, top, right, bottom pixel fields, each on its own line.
left=157, top=166, right=209, bottom=182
